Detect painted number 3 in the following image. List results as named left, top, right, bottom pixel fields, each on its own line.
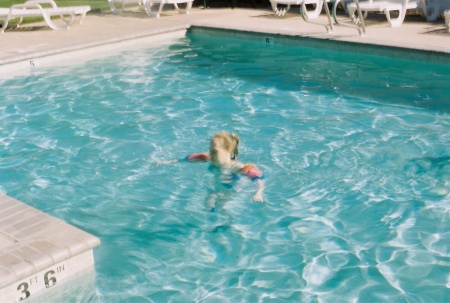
left=16, top=270, right=57, bottom=301
left=16, top=283, right=30, bottom=301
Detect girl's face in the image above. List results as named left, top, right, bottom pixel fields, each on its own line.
left=209, top=137, right=231, bottom=166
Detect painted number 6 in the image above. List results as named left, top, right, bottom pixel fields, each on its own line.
left=44, top=270, right=57, bottom=288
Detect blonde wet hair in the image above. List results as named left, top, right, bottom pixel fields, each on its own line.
left=211, top=131, right=240, bottom=160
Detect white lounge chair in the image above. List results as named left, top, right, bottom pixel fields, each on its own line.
left=329, top=0, right=354, bottom=13
left=108, top=0, right=192, bottom=18
left=108, top=0, right=145, bottom=13
left=347, top=0, right=417, bottom=27
left=445, top=9, right=450, bottom=33
left=142, top=0, right=193, bottom=18
left=0, top=0, right=90, bottom=33
left=346, top=0, right=419, bottom=27
left=270, top=0, right=325, bottom=18
left=417, top=0, right=440, bottom=22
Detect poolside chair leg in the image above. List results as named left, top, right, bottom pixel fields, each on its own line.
left=348, top=7, right=366, bottom=26
left=185, top=1, right=193, bottom=14
left=157, top=3, right=163, bottom=17
left=301, top=0, right=333, bottom=33
left=79, top=12, right=87, bottom=24
left=445, top=10, right=450, bottom=33
left=60, top=13, right=76, bottom=27
left=418, top=0, right=439, bottom=22
left=143, top=1, right=160, bottom=17
left=0, top=18, right=9, bottom=34
left=108, top=0, right=119, bottom=13
left=41, top=11, right=70, bottom=30
left=337, top=1, right=366, bottom=37
left=271, top=3, right=290, bottom=17
left=18, top=16, right=24, bottom=28
left=302, top=0, right=323, bottom=19
left=383, top=7, right=405, bottom=27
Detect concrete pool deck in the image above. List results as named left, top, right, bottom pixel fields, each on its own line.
left=0, top=5, right=450, bottom=70
left=0, top=194, right=100, bottom=302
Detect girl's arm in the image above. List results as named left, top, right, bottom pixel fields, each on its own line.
left=253, top=179, right=265, bottom=203
left=184, top=153, right=210, bottom=162
left=239, top=164, right=265, bottom=202
left=157, top=153, right=210, bottom=165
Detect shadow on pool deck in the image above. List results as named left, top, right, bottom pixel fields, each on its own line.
left=0, top=6, right=449, bottom=67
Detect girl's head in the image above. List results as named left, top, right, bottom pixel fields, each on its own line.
left=209, top=131, right=240, bottom=166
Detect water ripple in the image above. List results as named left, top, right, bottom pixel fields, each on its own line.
left=1, top=34, right=449, bottom=302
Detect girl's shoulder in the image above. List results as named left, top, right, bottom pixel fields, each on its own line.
left=230, top=161, right=245, bottom=172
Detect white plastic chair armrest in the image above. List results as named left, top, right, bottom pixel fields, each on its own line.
left=24, top=0, right=59, bottom=9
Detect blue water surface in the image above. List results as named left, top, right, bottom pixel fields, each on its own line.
left=1, top=31, right=450, bottom=303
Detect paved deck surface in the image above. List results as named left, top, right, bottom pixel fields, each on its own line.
left=0, top=5, right=449, bottom=68
left=0, top=194, right=100, bottom=290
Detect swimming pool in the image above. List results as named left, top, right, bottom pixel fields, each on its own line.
left=1, top=28, right=450, bottom=302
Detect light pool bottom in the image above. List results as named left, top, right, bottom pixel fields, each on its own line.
left=0, top=29, right=449, bottom=302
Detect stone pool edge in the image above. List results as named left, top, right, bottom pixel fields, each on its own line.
left=0, top=194, right=100, bottom=302
left=2, top=23, right=448, bottom=79
left=0, top=26, right=189, bottom=78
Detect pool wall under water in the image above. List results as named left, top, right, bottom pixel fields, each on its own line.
left=188, top=26, right=450, bottom=65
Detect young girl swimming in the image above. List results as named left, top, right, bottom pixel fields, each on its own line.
left=169, top=131, right=265, bottom=205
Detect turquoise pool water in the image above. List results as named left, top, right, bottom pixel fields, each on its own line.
left=1, top=30, right=450, bottom=302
